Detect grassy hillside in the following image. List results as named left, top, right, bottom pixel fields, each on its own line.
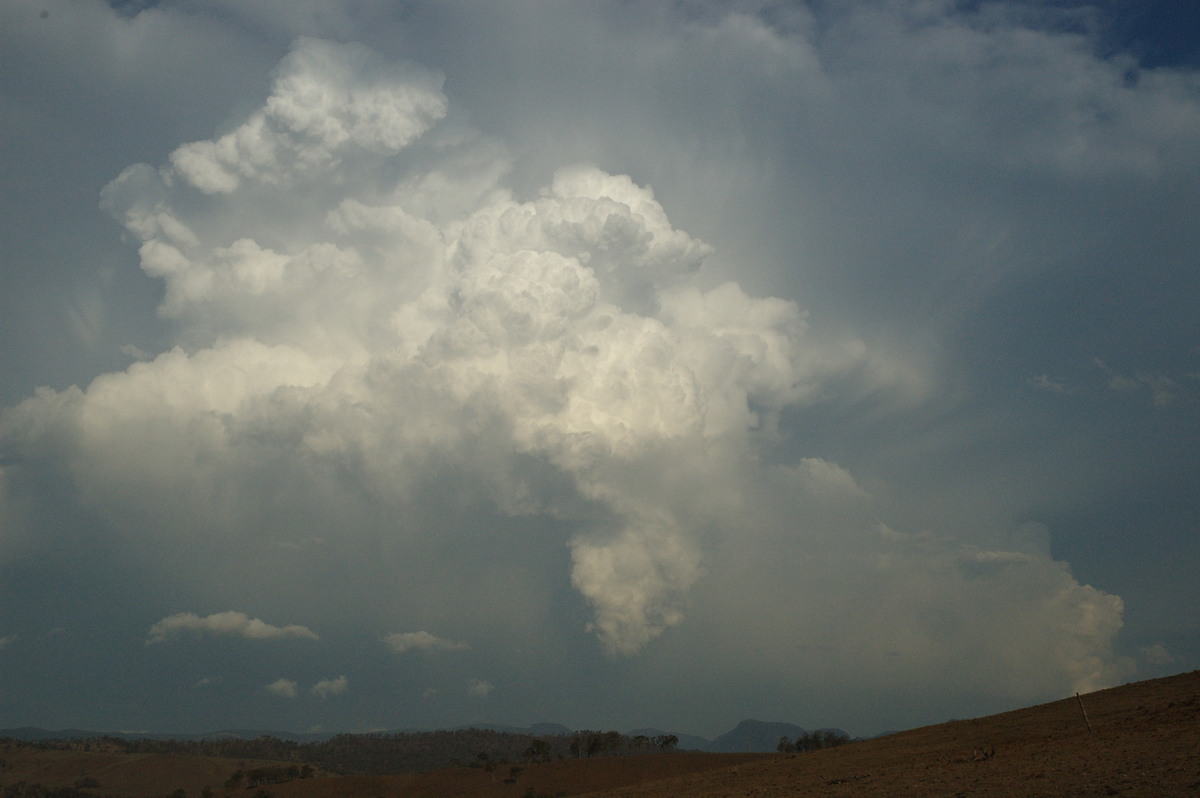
left=581, top=669, right=1200, bottom=797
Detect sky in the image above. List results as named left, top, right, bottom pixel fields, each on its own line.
left=1, top=0, right=1198, bottom=740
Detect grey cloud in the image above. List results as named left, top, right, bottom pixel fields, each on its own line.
left=1140, top=644, right=1175, bottom=666
left=466, top=678, right=493, bottom=698
left=311, top=675, right=348, bottom=699
left=382, top=632, right=469, bottom=654
left=265, top=678, right=298, bottom=699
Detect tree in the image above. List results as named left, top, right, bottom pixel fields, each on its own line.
left=788, top=730, right=851, bottom=753
left=586, top=734, right=603, bottom=758
left=603, top=731, right=623, bottom=756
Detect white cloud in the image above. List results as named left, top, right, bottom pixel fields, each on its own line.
left=1140, top=643, right=1175, bottom=666
left=383, top=631, right=469, bottom=654
left=571, top=516, right=702, bottom=657
left=265, top=678, right=298, bottom=699
left=146, top=611, right=318, bottom=644
left=311, top=675, right=348, bottom=699
left=1029, top=374, right=1069, bottom=394
left=169, top=38, right=447, bottom=194
left=466, top=678, right=493, bottom=697
left=636, top=456, right=1134, bottom=707
left=59, top=45, right=876, bottom=655
left=1091, top=359, right=1190, bottom=406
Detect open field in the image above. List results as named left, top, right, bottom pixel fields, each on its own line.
left=3, top=669, right=1198, bottom=797
left=0, top=749, right=317, bottom=797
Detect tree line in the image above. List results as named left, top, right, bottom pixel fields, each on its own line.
left=776, top=730, right=852, bottom=753
left=0, top=727, right=679, bottom=777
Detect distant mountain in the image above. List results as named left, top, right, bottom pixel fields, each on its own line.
left=529, top=722, right=573, bottom=736
left=706, top=719, right=807, bottom=752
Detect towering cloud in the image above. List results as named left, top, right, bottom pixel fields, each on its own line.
left=0, top=32, right=1131, bottom=730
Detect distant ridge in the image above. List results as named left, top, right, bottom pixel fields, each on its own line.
left=0, top=727, right=332, bottom=743
left=0, top=719, right=824, bottom=752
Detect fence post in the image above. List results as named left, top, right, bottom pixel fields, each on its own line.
left=1075, top=692, right=1093, bottom=733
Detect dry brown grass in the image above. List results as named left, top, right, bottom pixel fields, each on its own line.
left=4, top=669, right=1198, bottom=797
left=0, top=749, right=303, bottom=797
left=269, top=753, right=769, bottom=798
left=579, top=669, right=1200, bottom=797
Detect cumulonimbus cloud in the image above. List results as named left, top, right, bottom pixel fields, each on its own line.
left=147, top=611, right=319, bottom=644
left=0, top=33, right=1130, bottom=707
left=77, top=37, right=852, bottom=658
